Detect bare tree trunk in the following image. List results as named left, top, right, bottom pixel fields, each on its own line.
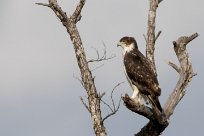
left=36, top=1, right=106, bottom=136
left=66, top=22, right=106, bottom=136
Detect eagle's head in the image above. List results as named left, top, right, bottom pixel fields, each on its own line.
left=117, top=36, right=138, bottom=52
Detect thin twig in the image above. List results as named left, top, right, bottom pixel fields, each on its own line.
left=167, top=61, right=180, bottom=73
left=187, top=33, right=199, bottom=43
left=35, top=3, right=50, bottom=7
left=143, top=34, right=147, bottom=44
left=73, top=74, right=85, bottom=88
left=111, top=82, right=124, bottom=110
left=101, top=99, right=114, bottom=112
left=88, top=45, right=115, bottom=63
left=102, top=99, right=121, bottom=122
left=99, top=92, right=106, bottom=99
left=102, top=96, right=122, bottom=122
left=80, top=97, right=90, bottom=113
left=90, top=63, right=105, bottom=72
left=155, top=31, right=162, bottom=42
left=101, top=82, right=124, bottom=122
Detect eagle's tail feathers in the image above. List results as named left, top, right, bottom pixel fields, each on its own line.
left=148, top=95, right=162, bottom=112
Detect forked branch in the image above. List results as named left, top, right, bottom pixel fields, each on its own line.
left=164, top=33, right=198, bottom=117
left=88, top=44, right=115, bottom=63
left=101, top=82, right=123, bottom=122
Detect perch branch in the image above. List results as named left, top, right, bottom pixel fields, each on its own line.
left=123, top=94, right=154, bottom=120
left=123, top=94, right=167, bottom=125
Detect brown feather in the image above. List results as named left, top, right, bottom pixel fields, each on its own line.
left=124, top=48, right=162, bottom=111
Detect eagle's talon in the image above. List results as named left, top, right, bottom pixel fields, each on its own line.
left=130, top=98, right=144, bottom=106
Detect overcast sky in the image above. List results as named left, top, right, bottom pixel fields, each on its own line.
left=0, top=0, right=203, bottom=136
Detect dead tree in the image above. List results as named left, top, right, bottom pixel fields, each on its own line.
left=36, top=0, right=198, bottom=136
left=36, top=0, right=118, bottom=136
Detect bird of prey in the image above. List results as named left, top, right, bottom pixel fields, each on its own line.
left=117, top=36, right=162, bottom=112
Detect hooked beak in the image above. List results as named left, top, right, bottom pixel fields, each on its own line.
left=117, top=42, right=122, bottom=47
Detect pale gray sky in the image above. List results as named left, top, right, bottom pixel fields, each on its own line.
left=0, top=0, right=203, bottom=136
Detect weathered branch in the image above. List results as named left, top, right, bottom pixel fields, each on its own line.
left=146, top=0, right=161, bottom=74
left=71, top=0, right=86, bottom=23
left=164, top=33, right=198, bottom=117
left=167, top=61, right=180, bottom=73
left=37, top=1, right=107, bottom=136
left=123, top=94, right=168, bottom=126
left=123, top=94, right=154, bottom=120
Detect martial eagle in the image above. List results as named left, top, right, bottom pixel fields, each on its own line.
left=117, top=36, right=162, bottom=112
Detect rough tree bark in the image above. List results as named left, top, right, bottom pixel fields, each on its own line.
left=36, top=0, right=198, bottom=136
